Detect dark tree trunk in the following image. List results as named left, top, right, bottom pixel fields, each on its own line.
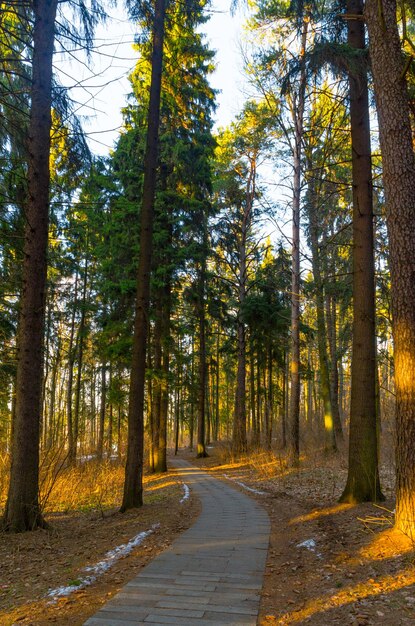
left=327, top=294, right=343, bottom=440
left=281, top=349, right=288, bottom=448
left=233, top=157, right=256, bottom=454
left=151, top=297, right=162, bottom=469
left=72, top=258, right=88, bottom=464
left=250, top=344, right=259, bottom=447
left=121, top=0, right=166, bottom=511
left=47, top=338, right=60, bottom=450
left=155, top=281, right=170, bottom=472
left=196, top=252, right=208, bottom=458
left=306, top=178, right=336, bottom=451
left=340, top=0, right=383, bottom=503
left=96, top=365, right=106, bottom=461
left=214, top=331, right=220, bottom=441
left=3, top=0, right=58, bottom=532
left=67, top=272, right=79, bottom=464
left=365, top=0, right=415, bottom=533
left=289, top=17, right=308, bottom=465
left=265, top=344, right=273, bottom=450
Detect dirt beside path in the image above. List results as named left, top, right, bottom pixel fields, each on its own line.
left=185, top=445, right=415, bottom=626
left=0, top=468, right=200, bottom=626
left=2, top=446, right=415, bottom=625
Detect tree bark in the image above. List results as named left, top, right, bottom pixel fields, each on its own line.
left=365, top=0, right=415, bottom=533
left=96, top=364, right=106, bottom=461
left=306, top=176, right=337, bottom=451
left=233, top=156, right=256, bottom=454
left=340, top=0, right=383, bottom=503
left=121, top=0, right=166, bottom=511
left=289, top=17, right=308, bottom=465
left=3, top=0, right=58, bottom=532
left=196, top=245, right=208, bottom=458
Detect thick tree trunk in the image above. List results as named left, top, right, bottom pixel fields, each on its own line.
left=3, top=0, right=58, bottom=532
left=121, top=0, right=166, bottom=511
left=365, top=0, right=415, bottom=533
left=340, top=0, right=383, bottom=503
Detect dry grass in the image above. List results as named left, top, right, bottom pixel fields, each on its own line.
left=0, top=455, right=200, bottom=626
left=0, top=450, right=179, bottom=518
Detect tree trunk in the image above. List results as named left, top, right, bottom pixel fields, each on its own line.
left=72, top=257, right=88, bottom=465
left=340, top=0, right=383, bottom=503
left=67, top=272, right=79, bottom=464
left=233, top=156, right=256, bottom=454
left=156, top=281, right=170, bottom=472
left=3, top=0, right=58, bottom=532
left=196, top=250, right=208, bottom=458
left=288, top=17, right=308, bottom=465
left=97, top=365, right=106, bottom=461
left=281, top=349, right=287, bottom=448
left=250, top=344, right=259, bottom=447
left=327, top=294, right=343, bottom=440
left=365, top=0, right=415, bottom=533
left=306, top=176, right=337, bottom=451
left=121, top=0, right=166, bottom=511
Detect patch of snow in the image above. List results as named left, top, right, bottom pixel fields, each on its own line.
left=297, top=538, right=317, bottom=551
left=79, top=454, right=95, bottom=463
left=297, top=538, right=322, bottom=557
left=47, top=523, right=160, bottom=600
left=180, top=483, right=190, bottom=503
left=223, top=474, right=267, bottom=495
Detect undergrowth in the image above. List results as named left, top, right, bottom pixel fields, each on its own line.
left=0, top=452, right=180, bottom=518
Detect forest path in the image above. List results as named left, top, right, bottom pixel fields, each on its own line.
left=84, top=459, right=270, bottom=626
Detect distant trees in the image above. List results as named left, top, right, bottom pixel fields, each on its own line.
left=1, top=0, right=415, bottom=541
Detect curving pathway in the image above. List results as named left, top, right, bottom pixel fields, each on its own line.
left=84, top=459, right=270, bottom=626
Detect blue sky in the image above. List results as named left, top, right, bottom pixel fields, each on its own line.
left=55, top=1, right=247, bottom=156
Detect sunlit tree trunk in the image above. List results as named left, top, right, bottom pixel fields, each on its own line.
left=365, top=0, right=415, bottom=533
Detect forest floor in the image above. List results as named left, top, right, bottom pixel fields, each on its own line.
left=186, top=443, right=415, bottom=626
left=1, top=444, right=415, bottom=625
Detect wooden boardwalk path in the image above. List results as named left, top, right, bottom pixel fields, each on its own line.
left=84, top=459, right=270, bottom=625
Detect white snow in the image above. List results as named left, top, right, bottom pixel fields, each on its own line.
left=47, top=523, right=160, bottom=599
left=180, top=483, right=190, bottom=503
left=296, top=538, right=322, bottom=557
left=223, top=474, right=267, bottom=495
left=297, top=538, right=317, bottom=551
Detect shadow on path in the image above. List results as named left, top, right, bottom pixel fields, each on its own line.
left=84, top=459, right=270, bottom=626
